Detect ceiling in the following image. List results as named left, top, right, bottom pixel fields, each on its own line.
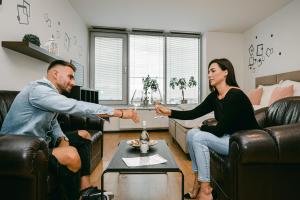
left=68, top=0, right=293, bottom=33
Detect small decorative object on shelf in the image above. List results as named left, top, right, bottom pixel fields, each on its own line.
left=22, top=34, right=41, bottom=46
left=142, top=75, right=159, bottom=106
left=170, top=76, right=197, bottom=104
left=44, top=35, right=59, bottom=56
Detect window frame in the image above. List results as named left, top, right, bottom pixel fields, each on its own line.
left=165, top=34, right=202, bottom=104
left=89, top=28, right=202, bottom=105
left=89, top=31, right=128, bottom=105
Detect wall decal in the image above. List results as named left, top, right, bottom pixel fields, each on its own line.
left=266, top=48, right=273, bottom=57
left=44, top=13, right=51, bottom=28
left=256, top=44, right=263, bottom=56
left=56, top=30, right=61, bottom=39
left=17, top=0, right=30, bottom=25
left=72, top=35, right=78, bottom=46
left=257, top=58, right=263, bottom=66
left=64, top=32, right=70, bottom=51
left=249, top=56, right=255, bottom=67
left=55, top=21, right=61, bottom=39
left=249, top=44, right=254, bottom=56
left=248, top=34, right=276, bottom=72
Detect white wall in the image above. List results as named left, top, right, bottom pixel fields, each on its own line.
left=0, top=0, right=88, bottom=90
left=243, top=0, right=300, bottom=91
left=201, top=32, right=245, bottom=99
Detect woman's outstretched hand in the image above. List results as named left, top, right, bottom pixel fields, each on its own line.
left=155, top=104, right=171, bottom=116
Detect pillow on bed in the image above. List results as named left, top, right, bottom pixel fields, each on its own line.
left=248, top=87, right=263, bottom=105
left=280, top=80, right=300, bottom=96
left=258, top=84, right=280, bottom=106
left=269, top=85, right=294, bottom=105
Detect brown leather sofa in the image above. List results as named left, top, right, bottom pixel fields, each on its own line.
left=205, top=96, right=300, bottom=200
left=0, top=90, right=104, bottom=200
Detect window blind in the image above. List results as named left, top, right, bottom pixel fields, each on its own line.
left=166, top=37, right=199, bottom=104
left=94, top=37, right=123, bottom=101
left=129, top=35, right=164, bottom=102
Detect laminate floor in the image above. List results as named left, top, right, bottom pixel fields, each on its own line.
left=90, top=131, right=194, bottom=200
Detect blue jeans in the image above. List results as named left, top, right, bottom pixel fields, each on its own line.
left=186, top=128, right=230, bottom=182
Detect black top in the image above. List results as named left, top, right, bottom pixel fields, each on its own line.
left=170, top=88, right=260, bottom=137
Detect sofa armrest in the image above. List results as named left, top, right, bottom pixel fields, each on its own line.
left=264, top=122, right=300, bottom=163
left=86, top=117, right=104, bottom=131
left=229, top=129, right=278, bottom=164
left=0, top=134, right=48, bottom=177
left=58, top=114, right=104, bottom=132
left=254, top=107, right=268, bottom=128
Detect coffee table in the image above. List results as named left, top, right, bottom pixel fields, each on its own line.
left=101, top=140, right=184, bottom=200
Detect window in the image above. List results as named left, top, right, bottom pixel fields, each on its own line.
left=90, top=32, right=128, bottom=104
left=166, top=37, right=200, bottom=104
left=90, top=29, right=201, bottom=105
left=129, top=35, right=164, bottom=104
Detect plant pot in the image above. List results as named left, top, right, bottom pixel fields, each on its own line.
left=181, top=99, right=188, bottom=104
left=143, top=99, right=149, bottom=106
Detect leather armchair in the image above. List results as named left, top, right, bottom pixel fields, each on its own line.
left=205, top=96, right=300, bottom=200
left=0, top=90, right=104, bottom=200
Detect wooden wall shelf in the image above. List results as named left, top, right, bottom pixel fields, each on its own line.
left=2, top=41, right=62, bottom=63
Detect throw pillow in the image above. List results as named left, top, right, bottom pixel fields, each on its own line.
left=269, top=85, right=294, bottom=105
left=247, top=87, right=263, bottom=105
left=259, top=84, right=280, bottom=106
left=281, top=80, right=300, bottom=96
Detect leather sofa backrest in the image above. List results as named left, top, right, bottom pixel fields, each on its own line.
left=0, top=91, right=19, bottom=128
left=266, top=96, right=300, bottom=127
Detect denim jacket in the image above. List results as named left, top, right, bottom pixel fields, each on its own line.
left=0, top=78, right=113, bottom=145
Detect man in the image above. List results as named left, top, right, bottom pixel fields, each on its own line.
left=1, top=60, right=139, bottom=200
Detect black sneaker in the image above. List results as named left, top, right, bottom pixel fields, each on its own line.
left=81, top=186, right=113, bottom=200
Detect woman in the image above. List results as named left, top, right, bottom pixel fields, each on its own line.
left=155, top=58, right=260, bottom=200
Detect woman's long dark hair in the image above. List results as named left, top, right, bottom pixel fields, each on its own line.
left=208, top=58, right=239, bottom=92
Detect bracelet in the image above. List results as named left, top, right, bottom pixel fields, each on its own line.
left=120, top=110, right=123, bottom=118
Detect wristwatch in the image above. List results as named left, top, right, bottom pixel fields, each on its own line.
left=57, top=136, right=69, bottom=144
left=63, top=136, right=69, bottom=142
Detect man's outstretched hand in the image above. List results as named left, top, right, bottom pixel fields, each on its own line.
left=97, top=109, right=140, bottom=123
left=121, top=109, right=140, bottom=123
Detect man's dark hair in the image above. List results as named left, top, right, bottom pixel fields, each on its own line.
left=208, top=58, right=239, bottom=92
left=47, top=60, right=76, bottom=72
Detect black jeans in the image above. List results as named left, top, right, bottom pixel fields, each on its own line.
left=48, top=131, right=92, bottom=200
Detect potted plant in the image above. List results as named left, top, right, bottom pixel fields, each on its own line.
left=169, top=76, right=197, bottom=104
left=142, top=75, right=159, bottom=106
